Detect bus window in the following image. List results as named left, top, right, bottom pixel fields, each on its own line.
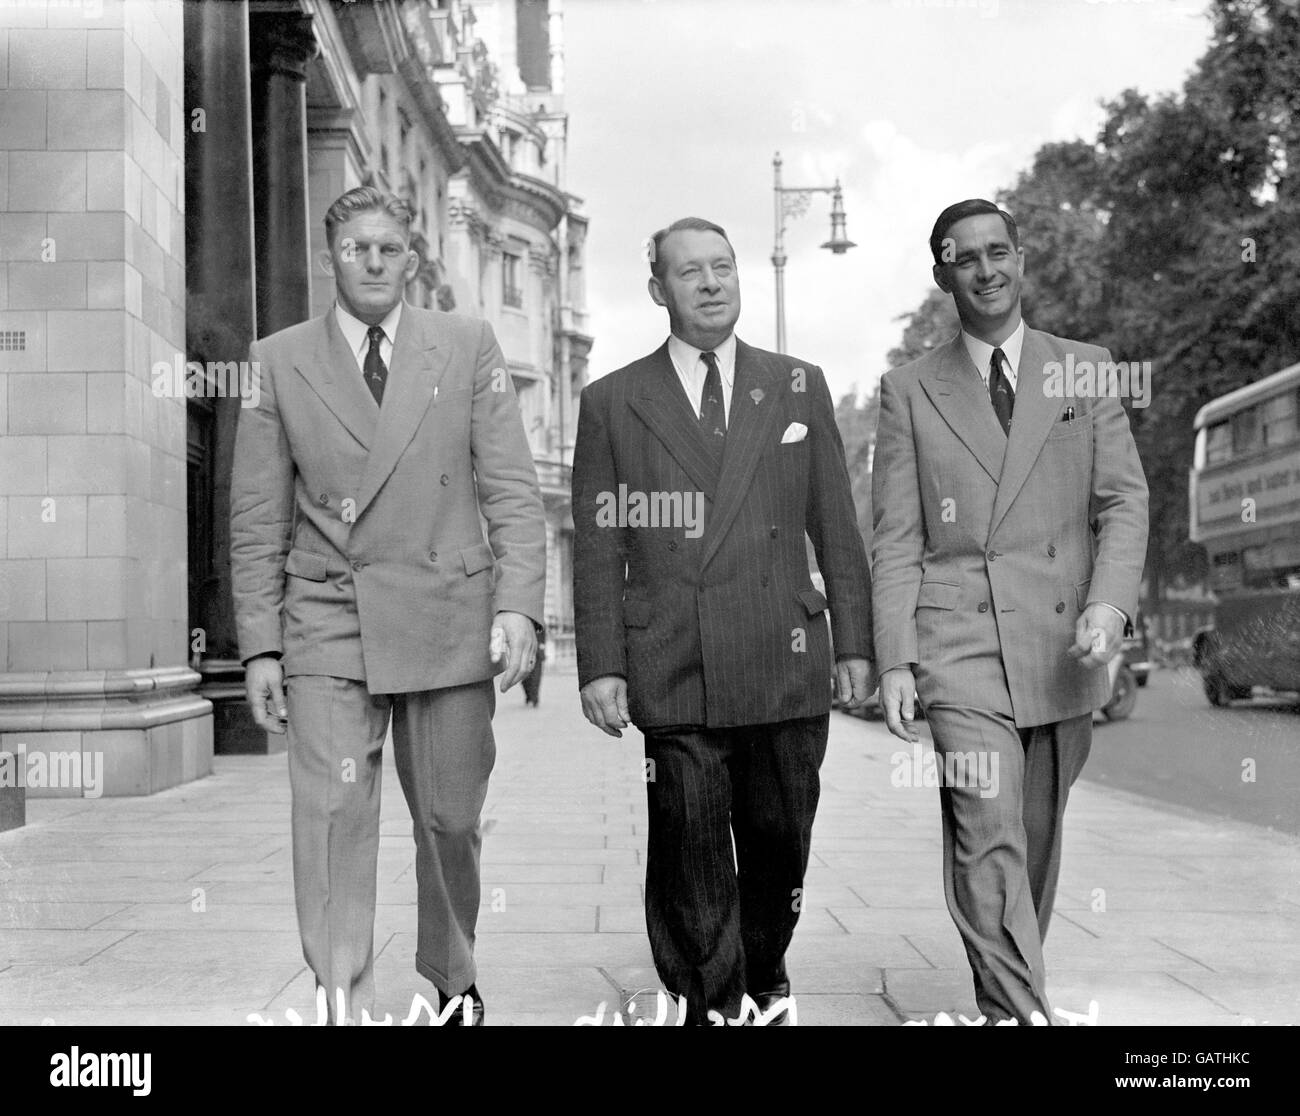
left=1206, top=420, right=1232, bottom=465
left=1232, top=406, right=1261, bottom=455
left=1242, top=545, right=1271, bottom=588
left=1209, top=549, right=1242, bottom=592
left=1262, top=391, right=1298, bottom=447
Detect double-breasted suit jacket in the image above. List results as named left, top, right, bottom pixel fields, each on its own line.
left=230, top=305, right=546, bottom=690
left=871, top=328, right=1149, bottom=726
left=572, top=338, right=872, bottom=730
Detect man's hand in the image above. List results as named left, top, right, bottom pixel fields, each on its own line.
left=491, top=611, right=537, bottom=692
left=1068, top=602, right=1126, bottom=669
left=836, top=656, right=877, bottom=710
left=881, top=665, right=920, bottom=743
left=580, top=675, right=630, bottom=738
left=245, top=655, right=287, bottom=735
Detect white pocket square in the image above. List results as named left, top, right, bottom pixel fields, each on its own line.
left=781, top=422, right=808, bottom=444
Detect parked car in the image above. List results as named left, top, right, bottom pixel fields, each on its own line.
left=1192, top=588, right=1300, bottom=706
left=1098, top=611, right=1151, bottom=721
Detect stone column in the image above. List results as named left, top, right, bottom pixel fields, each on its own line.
left=183, top=0, right=265, bottom=753
left=249, top=8, right=317, bottom=337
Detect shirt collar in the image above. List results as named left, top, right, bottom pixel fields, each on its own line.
left=335, top=299, right=404, bottom=359
left=667, top=332, right=737, bottom=385
left=961, top=318, right=1025, bottom=380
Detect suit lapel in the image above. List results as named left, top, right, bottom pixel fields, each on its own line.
left=990, top=328, right=1061, bottom=534
left=355, top=307, right=450, bottom=517
left=699, top=340, right=784, bottom=572
left=294, top=309, right=379, bottom=450
left=627, top=343, right=723, bottom=499
left=917, top=334, right=1006, bottom=483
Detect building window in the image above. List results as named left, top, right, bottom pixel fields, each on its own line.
left=503, top=252, right=523, bottom=308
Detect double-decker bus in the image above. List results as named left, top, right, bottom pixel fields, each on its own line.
left=1189, top=361, right=1300, bottom=705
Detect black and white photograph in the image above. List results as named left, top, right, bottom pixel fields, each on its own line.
left=0, top=0, right=1296, bottom=1072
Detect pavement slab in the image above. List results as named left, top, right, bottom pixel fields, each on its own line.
left=1, top=663, right=1296, bottom=1026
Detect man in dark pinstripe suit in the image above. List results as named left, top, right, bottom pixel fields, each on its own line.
left=572, top=218, right=874, bottom=1024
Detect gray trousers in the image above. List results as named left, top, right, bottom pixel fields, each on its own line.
left=285, top=675, right=496, bottom=1023
left=923, top=705, right=1092, bottom=1025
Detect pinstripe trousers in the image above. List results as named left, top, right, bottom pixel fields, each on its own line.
left=642, top=714, right=829, bottom=1023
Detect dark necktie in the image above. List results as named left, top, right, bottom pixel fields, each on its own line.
left=364, top=325, right=387, bottom=406
left=699, top=350, right=727, bottom=446
left=989, top=346, right=1013, bottom=435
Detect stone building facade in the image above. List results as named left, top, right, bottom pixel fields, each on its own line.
left=0, top=0, right=591, bottom=827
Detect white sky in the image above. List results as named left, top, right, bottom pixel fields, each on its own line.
left=563, top=0, right=1214, bottom=401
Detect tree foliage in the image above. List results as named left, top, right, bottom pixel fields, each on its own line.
left=879, top=0, right=1300, bottom=597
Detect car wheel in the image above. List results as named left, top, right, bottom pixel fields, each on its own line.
left=1203, top=673, right=1230, bottom=707
left=1103, top=666, right=1138, bottom=721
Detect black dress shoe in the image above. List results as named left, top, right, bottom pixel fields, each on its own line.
left=438, top=983, right=485, bottom=1026
left=750, top=960, right=792, bottom=1025
left=751, top=980, right=792, bottom=1025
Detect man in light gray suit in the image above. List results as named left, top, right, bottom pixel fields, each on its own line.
left=871, top=199, right=1148, bottom=1023
left=231, top=187, right=546, bottom=1024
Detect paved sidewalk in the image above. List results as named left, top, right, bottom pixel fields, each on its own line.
left=2, top=663, right=1297, bottom=1026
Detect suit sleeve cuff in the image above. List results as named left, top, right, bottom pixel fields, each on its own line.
left=1089, top=600, right=1132, bottom=635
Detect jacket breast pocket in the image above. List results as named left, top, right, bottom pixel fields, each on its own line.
left=1047, top=421, right=1087, bottom=441
left=285, top=549, right=329, bottom=582
left=916, top=580, right=959, bottom=611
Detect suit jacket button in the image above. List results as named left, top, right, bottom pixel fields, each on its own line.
left=1048, top=544, right=1057, bottom=557
left=668, top=541, right=678, bottom=551
left=351, top=560, right=363, bottom=572
left=978, top=602, right=988, bottom=613
left=440, top=474, right=450, bottom=486
left=769, top=526, right=778, bottom=537
left=1056, top=602, right=1066, bottom=613
left=428, top=550, right=438, bottom=562
left=987, top=550, right=998, bottom=561
left=318, top=493, right=329, bottom=506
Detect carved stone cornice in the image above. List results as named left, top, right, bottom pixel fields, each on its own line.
left=455, top=131, right=567, bottom=233
left=527, top=246, right=558, bottom=277
left=331, top=0, right=408, bottom=75
left=250, top=10, right=319, bottom=81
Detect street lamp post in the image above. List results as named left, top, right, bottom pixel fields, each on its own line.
left=771, top=151, right=856, bottom=354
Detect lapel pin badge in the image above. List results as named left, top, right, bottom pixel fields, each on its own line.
left=750, top=388, right=765, bottom=405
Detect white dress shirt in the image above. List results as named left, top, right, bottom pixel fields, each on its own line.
left=961, top=318, right=1024, bottom=393
left=335, top=300, right=402, bottom=378
left=667, top=332, right=737, bottom=422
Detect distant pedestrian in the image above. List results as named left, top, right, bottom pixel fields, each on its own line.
left=522, top=627, right=546, bottom=706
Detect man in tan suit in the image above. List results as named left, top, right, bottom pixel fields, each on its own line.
left=231, top=187, right=546, bottom=1025
left=871, top=199, right=1147, bottom=1023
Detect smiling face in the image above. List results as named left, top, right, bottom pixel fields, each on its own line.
left=932, top=213, right=1024, bottom=344
left=648, top=229, right=741, bottom=350
left=319, top=209, right=419, bottom=325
